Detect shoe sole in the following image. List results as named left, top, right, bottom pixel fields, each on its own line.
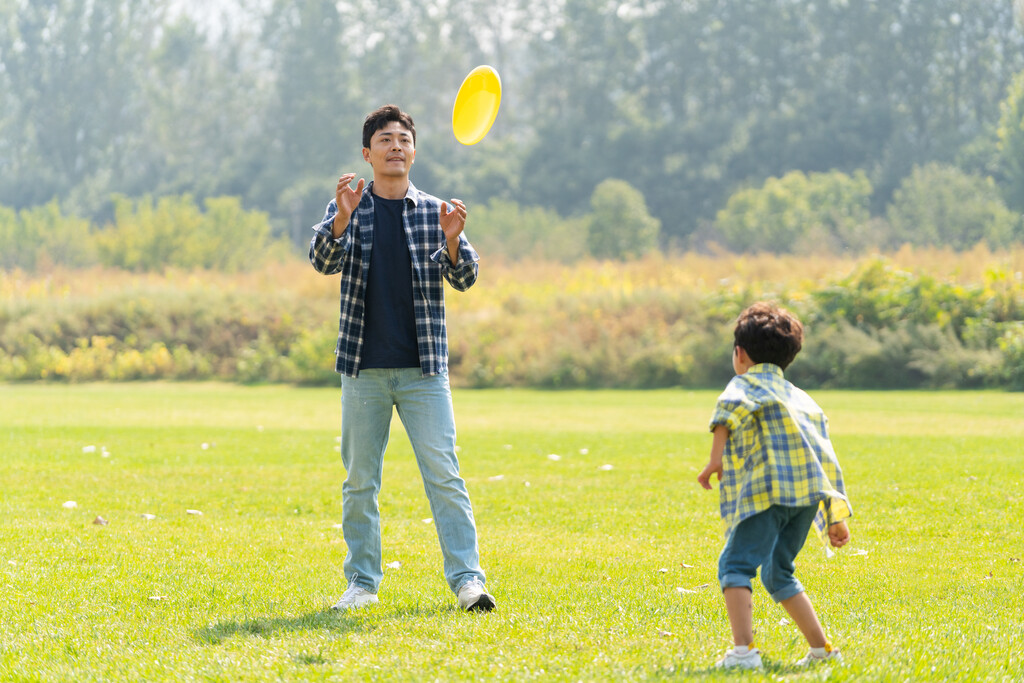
left=463, top=594, right=496, bottom=612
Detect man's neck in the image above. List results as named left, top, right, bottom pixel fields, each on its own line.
left=371, top=177, right=409, bottom=200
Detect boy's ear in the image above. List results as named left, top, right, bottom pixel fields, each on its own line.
left=735, top=346, right=751, bottom=364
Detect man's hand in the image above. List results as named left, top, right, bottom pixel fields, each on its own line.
left=440, top=199, right=467, bottom=263
left=697, top=458, right=723, bottom=490
left=828, top=520, right=850, bottom=548
left=333, top=174, right=365, bottom=238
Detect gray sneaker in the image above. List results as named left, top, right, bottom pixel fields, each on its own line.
left=457, top=578, right=495, bottom=611
left=715, top=647, right=763, bottom=670
left=331, top=585, right=378, bottom=611
left=796, top=647, right=842, bottom=666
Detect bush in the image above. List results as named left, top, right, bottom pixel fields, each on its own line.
left=886, top=164, right=1021, bottom=250
left=714, top=170, right=873, bottom=254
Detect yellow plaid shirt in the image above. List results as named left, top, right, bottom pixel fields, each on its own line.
left=709, top=363, right=851, bottom=540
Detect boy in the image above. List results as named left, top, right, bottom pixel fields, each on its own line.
left=697, top=302, right=851, bottom=669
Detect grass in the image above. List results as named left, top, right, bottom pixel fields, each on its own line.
left=1, top=383, right=1022, bottom=681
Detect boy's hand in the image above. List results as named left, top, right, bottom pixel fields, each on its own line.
left=828, top=521, right=850, bottom=548
left=697, top=459, right=722, bottom=490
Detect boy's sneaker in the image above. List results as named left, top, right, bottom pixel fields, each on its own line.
left=715, top=647, right=763, bottom=670
left=331, top=585, right=378, bottom=611
left=796, top=647, right=843, bottom=666
left=457, top=578, right=496, bottom=611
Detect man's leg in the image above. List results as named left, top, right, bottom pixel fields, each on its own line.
left=340, top=370, right=393, bottom=593
left=393, top=369, right=485, bottom=594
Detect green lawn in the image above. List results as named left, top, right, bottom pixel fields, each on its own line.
left=1, top=383, right=1022, bottom=681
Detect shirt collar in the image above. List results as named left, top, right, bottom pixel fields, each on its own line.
left=746, top=363, right=785, bottom=378
left=365, top=181, right=420, bottom=207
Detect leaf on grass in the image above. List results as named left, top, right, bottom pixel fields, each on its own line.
left=658, top=630, right=673, bottom=638
left=658, top=568, right=669, bottom=573
left=680, top=563, right=694, bottom=569
left=330, top=523, right=343, bottom=529
left=598, top=464, right=614, bottom=471
left=201, top=443, right=210, bottom=450
left=579, top=448, right=589, bottom=455
left=488, top=475, right=505, bottom=481
left=62, top=501, right=77, bottom=509
left=422, top=518, right=433, bottom=524
left=386, top=561, right=402, bottom=570
left=851, top=548, right=869, bottom=556
left=148, top=595, right=168, bottom=601
left=92, top=516, right=109, bottom=526
left=140, top=514, right=156, bottom=520
left=186, top=509, right=203, bottom=516
left=675, top=587, right=697, bottom=594
left=82, top=446, right=96, bottom=453
left=779, top=618, right=790, bottom=626
left=547, top=454, right=561, bottom=461
left=692, top=583, right=710, bottom=591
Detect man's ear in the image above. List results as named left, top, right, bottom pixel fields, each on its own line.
left=362, top=148, right=370, bottom=163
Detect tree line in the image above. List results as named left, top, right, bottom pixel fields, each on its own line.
left=1, top=0, right=1023, bottom=259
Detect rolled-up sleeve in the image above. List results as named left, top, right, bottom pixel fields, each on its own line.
left=309, top=200, right=352, bottom=275
left=431, top=235, right=479, bottom=291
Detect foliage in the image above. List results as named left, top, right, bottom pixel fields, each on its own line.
left=468, top=199, right=587, bottom=263
left=3, top=253, right=1023, bottom=390
left=997, top=69, right=1024, bottom=212
left=713, top=170, right=874, bottom=253
left=886, top=163, right=1022, bottom=249
left=93, top=195, right=288, bottom=272
left=0, top=201, right=95, bottom=270
left=1, top=0, right=1023, bottom=248
left=586, top=179, right=661, bottom=260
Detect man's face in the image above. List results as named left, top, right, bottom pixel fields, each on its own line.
left=363, top=121, right=416, bottom=179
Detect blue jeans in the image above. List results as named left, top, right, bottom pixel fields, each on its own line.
left=339, top=368, right=484, bottom=595
left=718, top=504, right=818, bottom=603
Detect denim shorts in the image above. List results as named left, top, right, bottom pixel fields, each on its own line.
left=718, top=504, right=818, bottom=603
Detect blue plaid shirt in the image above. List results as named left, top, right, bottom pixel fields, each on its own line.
left=709, top=364, right=851, bottom=540
left=309, top=181, right=480, bottom=377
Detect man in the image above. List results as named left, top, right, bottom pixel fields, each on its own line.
left=309, top=104, right=494, bottom=612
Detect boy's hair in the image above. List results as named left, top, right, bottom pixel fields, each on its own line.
left=362, top=104, right=416, bottom=149
left=734, top=302, right=804, bottom=370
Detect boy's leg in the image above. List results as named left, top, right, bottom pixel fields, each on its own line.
left=393, top=369, right=485, bottom=594
left=761, top=505, right=827, bottom=647
left=339, top=371, right=393, bottom=593
left=718, top=508, right=783, bottom=646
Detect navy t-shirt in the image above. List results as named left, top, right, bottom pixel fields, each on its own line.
left=360, top=196, right=421, bottom=369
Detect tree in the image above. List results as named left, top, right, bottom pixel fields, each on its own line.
left=886, top=163, right=1020, bottom=249
left=586, top=179, right=660, bottom=260
left=997, top=70, right=1024, bottom=212
left=714, top=170, right=873, bottom=254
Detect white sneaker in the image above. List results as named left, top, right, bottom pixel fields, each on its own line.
left=331, top=585, right=378, bottom=611
left=796, top=647, right=842, bottom=666
left=715, top=647, right=763, bottom=669
left=457, top=578, right=495, bottom=611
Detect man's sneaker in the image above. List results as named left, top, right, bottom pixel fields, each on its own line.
left=457, top=578, right=495, bottom=611
left=715, top=647, right=763, bottom=670
left=331, top=585, right=378, bottom=611
left=796, top=647, right=842, bottom=666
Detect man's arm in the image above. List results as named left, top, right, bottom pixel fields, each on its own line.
left=434, top=198, right=479, bottom=291
left=309, top=175, right=365, bottom=276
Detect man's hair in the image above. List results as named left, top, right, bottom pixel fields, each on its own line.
left=733, top=301, right=804, bottom=370
left=362, top=104, right=416, bottom=149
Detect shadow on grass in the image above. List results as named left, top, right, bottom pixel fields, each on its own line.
left=194, top=604, right=455, bottom=646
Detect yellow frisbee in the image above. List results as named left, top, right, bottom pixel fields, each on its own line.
left=452, top=65, right=502, bottom=145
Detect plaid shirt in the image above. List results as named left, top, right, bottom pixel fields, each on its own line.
left=709, top=363, right=851, bottom=539
left=309, top=181, right=479, bottom=377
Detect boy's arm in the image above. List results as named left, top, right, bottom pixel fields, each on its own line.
left=697, top=424, right=730, bottom=489
left=828, top=520, right=850, bottom=548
